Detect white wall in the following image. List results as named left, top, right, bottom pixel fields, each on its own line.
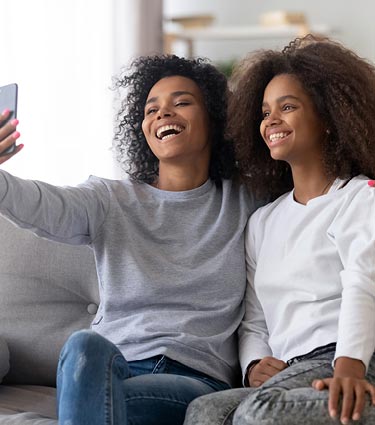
left=0, top=0, right=163, bottom=185
left=0, top=0, right=115, bottom=185
left=164, top=0, right=375, bottom=63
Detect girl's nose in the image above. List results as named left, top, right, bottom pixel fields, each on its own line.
left=266, top=112, right=282, bottom=126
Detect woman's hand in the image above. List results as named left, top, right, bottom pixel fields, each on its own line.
left=248, top=356, right=287, bottom=387
left=0, top=109, right=22, bottom=164
left=312, top=357, right=375, bottom=424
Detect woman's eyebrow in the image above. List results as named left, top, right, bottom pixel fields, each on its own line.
left=145, top=91, right=194, bottom=105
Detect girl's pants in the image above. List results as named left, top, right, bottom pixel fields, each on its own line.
left=184, top=345, right=375, bottom=425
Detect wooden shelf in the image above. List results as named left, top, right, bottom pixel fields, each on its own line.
left=164, top=24, right=333, bottom=57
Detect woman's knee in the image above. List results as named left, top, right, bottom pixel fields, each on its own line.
left=61, top=330, right=110, bottom=357
left=59, top=330, right=124, bottom=372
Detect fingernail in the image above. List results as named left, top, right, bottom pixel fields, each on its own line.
left=330, top=410, right=337, bottom=418
left=12, top=131, right=20, bottom=140
left=2, top=108, right=10, bottom=116
left=10, top=119, right=19, bottom=126
left=341, top=418, right=349, bottom=424
left=368, top=180, right=375, bottom=187
left=352, top=413, right=360, bottom=421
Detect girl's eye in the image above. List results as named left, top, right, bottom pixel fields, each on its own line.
left=262, top=111, right=270, bottom=119
left=283, top=104, right=295, bottom=111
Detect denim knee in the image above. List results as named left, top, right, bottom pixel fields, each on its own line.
left=61, top=330, right=104, bottom=353
left=233, top=387, right=329, bottom=425
left=59, top=330, right=129, bottom=377
left=184, top=388, right=251, bottom=425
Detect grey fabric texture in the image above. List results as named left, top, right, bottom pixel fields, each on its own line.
left=0, top=172, right=254, bottom=387
left=0, top=216, right=99, bottom=386
left=0, top=340, right=9, bottom=383
left=0, top=385, right=56, bottom=422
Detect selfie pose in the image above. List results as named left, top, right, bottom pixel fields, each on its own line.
left=184, top=36, right=375, bottom=425
left=0, top=56, right=258, bottom=425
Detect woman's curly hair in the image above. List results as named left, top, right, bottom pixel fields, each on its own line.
left=229, top=35, right=375, bottom=200
left=113, top=55, right=236, bottom=185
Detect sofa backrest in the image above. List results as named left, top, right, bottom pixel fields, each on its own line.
left=0, top=215, right=99, bottom=386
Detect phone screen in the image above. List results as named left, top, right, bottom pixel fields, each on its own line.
left=0, top=83, right=18, bottom=156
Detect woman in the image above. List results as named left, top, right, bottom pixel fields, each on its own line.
left=184, top=36, right=375, bottom=425
left=0, top=56, right=257, bottom=424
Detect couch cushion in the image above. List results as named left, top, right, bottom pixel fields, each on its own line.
left=0, top=385, right=57, bottom=423
left=0, top=216, right=99, bottom=386
left=0, top=339, right=9, bottom=383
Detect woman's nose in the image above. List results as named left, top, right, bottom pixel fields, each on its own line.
left=157, top=106, right=174, bottom=119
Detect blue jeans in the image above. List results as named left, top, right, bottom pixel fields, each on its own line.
left=56, top=330, right=229, bottom=425
left=184, top=346, right=375, bottom=425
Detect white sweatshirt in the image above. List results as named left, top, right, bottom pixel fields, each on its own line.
left=239, top=175, right=375, bottom=377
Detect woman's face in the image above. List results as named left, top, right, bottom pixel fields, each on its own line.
left=260, top=74, right=326, bottom=167
left=142, top=76, right=211, bottom=164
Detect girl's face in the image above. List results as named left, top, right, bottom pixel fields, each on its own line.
left=260, top=74, right=326, bottom=167
left=142, top=75, right=211, bottom=165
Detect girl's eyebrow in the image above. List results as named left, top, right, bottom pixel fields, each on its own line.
left=262, top=95, right=300, bottom=107
left=145, top=91, right=195, bottom=105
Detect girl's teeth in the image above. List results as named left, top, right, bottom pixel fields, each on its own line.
left=269, top=132, right=288, bottom=142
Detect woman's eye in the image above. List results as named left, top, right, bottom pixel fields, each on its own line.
left=176, top=101, right=189, bottom=107
left=146, top=108, right=157, bottom=115
left=262, top=111, right=270, bottom=118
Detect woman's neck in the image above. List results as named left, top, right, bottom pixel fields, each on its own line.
left=154, top=163, right=209, bottom=192
left=291, top=165, right=335, bottom=205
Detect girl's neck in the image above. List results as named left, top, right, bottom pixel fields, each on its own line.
left=291, top=165, right=335, bottom=205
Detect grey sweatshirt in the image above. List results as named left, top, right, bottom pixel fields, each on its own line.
left=0, top=171, right=256, bottom=386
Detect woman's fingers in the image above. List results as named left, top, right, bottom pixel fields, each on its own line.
left=0, top=142, right=23, bottom=164
left=0, top=111, right=21, bottom=160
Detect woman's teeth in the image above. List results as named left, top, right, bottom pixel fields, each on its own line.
left=156, top=124, right=184, bottom=140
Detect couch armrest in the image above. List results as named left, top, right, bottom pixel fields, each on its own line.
left=0, top=337, right=10, bottom=383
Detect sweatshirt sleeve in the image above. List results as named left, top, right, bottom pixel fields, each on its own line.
left=330, top=181, right=375, bottom=371
left=238, top=211, right=273, bottom=381
left=0, top=170, right=110, bottom=245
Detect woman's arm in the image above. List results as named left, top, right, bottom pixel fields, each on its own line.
left=0, top=114, right=109, bottom=245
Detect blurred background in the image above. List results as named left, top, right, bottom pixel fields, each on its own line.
left=0, top=0, right=373, bottom=184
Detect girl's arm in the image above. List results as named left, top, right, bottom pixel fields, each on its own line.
left=314, top=180, right=375, bottom=423
left=239, top=214, right=276, bottom=384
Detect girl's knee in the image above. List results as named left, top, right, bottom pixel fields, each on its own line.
left=184, top=389, right=251, bottom=425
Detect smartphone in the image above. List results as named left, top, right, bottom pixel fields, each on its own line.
left=0, top=83, right=18, bottom=156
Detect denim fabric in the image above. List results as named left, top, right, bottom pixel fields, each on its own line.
left=184, top=348, right=375, bottom=425
left=56, top=330, right=229, bottom=425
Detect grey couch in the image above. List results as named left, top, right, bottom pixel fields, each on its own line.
left=0, top=215, right=99, bottom=424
